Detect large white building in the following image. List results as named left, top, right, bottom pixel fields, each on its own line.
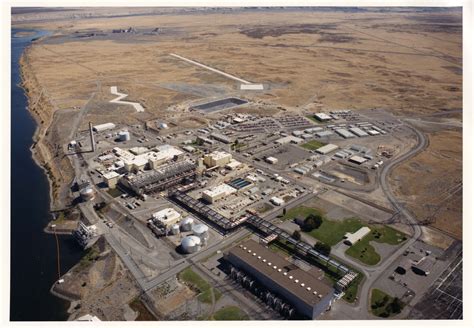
left=202, top=184, right=237, bottom=203
left=112, top=145, right=183, bottom=172
left=344, top=227, right=371, bottom=245
left=203, top=151, right=232, bottom=168
left=152, top=208, right=181, bottom=228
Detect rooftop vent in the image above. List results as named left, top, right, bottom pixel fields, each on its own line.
left=258, top=256, right=261, bottom=259
left=294, top=279, right=299, bottom=283
left=301, top=283, right=305, bottom=287
left=283, top=272, right=288, bottom=276
left=273, top=266, right=277, bottom=269
left=289, top=276, right=293, bottom=280
left=307, top=287, right=311, bottom=291
left=253, top=253, right=256, bottom=256
left=278, top=269, right=282, bottom=272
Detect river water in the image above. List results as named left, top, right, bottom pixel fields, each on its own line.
left=10, top=29, right=84, bottom=321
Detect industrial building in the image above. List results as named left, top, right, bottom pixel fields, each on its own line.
left=348, top=155, right=368, bottom=165
left=202, top=184, right=237, bottom=203
left=315, top=130, right=334, bottom=138
left=210, top=132, right=232, bottom=144
left=225, top=159, right=242, bottom=170
left=315, top=144, right=338, bottom=155
left=343, top=227, right=371, bottom=245
left=112, top=145, right=183, bottom=172
left=314, top=113, right=332, bottom=122
left=93, top=122, right=116, bottom=132
left=349, top=127, right=368, bottom=137
left=225, top=240, right=335, bottom=319
left=203, top=151, right=232, bottom=168
left=152, top=208, right=181, bottom=228
left=335, top=129, right=356, bottom=139
left=270, top=196, right=285, bottom=206
left=120, top=160, right=196, bottom=195
left=265, top=156, right=278, bottom=164
left=102, top=171, right=120, bottom=188
left=275, top=136, right=304, bottom=145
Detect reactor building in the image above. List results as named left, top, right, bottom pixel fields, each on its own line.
left=225, top=239, right=335, bottom=319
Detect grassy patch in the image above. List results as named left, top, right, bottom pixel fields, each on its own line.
left=178, top=268, right=221, bottom=304
left=306, top=115, right=323, bottom=124
left=301, top=140, right=326, bottom=150
left=129, top=297, right=156, bottom=321
left=107, top=188, right=123, bottom=198
left=345, top=226, right=406, bottom=266
left=76, top=246, right=100, bottom=270
left=307, top=217, right=364, bottom=246
left=343, top=271, right=364, bottom=303
left=212, top=306, right=249, bottom=320
left=282, top=206, right=324, bottom=221
left=370, top=288, right=405, bottom=318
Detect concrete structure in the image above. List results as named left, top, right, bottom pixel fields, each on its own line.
left=335, top=129, right=356, bottom=139
left=93, top=122, right=116, bottom=132
left=102, top=171, right=120, bottom=188
left=225, top=240, right=335, bottom=319
left=240, top=83, right=264, bottom=90
left=118, top=130, right=131, bottom=141
left=368, top=130, right=380, bottom=136
left=202, top=184, right=237, bottom=203
left=315, top=144, right=338, bottom=155
left=171, top=224, right=180, bottom=235
left=76, top=314, right=101, bottom=322
left=203, top=151, right=232, bottom=168
left=210, top=132, right=232, bottom=144
left=88, top=122, right=96, bottom=152
left=152, top=208, right=181, bottom=228
left=314, top=113, right=332, bottom=121
left=275, top=136, right=304, bottom=145
left=265, top=156, right=278, bottom=164
left=343, top=227, right=371, bottom=245
left=270, top=196, right=285, bottom=206
left=113, top=145, right=183, bottom=172
left=181, top=235, right=202, bottom=254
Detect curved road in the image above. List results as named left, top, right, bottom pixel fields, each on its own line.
left=341, top=122, right=427, bottom=319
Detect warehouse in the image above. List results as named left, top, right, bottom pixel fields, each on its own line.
left=314, top=113, right=332, bottom=122
left=275, top=136, right=304, bottom=145
left=265, top=156, right=278, bottom=164
left=343, top=227, right=371, bottom=245
left=348, top=155, right=368, bottom=165
left=225, top=240, right=335, bottom=319
left=202, top=184, right=237, bottom=203
left=349, top=127, right=368, bottom=137
left=211, top=132, right=232, bottom=144
left=93, top=122, right=116, bottom=132
left=315, top=144, right=338, bottom=155
left=335, top=129, right=356, bottom=139
left=270, top=196, right=285, bottom=206
left=315, top=130, right=334, bottom=138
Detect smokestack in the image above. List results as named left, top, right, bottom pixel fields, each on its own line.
left=89, top=122, right=96, bottom=152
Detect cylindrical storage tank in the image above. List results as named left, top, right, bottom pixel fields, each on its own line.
left=180, top=217, right=194, bottom=232
left=171, top=224, right=180, bottom=235
left=180, top=235, right=201, bottom=254
left=118, top=130, right=131, bottom=141
left=80, top=187, right=95, bottom=202
left=192, top=224, right=209, bottom=243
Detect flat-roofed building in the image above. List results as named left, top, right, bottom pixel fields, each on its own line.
left=203, top=151, right=232, bottom=168
left=314, top=113, right=332, bottom=122
left=275, top=136, right=304, bottom=145
left=225, top=240, right=335, bottom=319
left=102, top=171, right=120, bottom=188
left=93, top=122, right=116, bottom=132
left=315, top=130, right=334, bottom=138
left=348, top=155, right=368, bottom=165
left=315, top=144, right=338, bottom=155
left=152, top=208, right=181, bottom=228
left=349, top=127, right=368, bottom=137
left=335, top=129, right=356, bottom=139
left=202, top=184, right=237, bottom=203
left=343, top=227, right=371, bottom=245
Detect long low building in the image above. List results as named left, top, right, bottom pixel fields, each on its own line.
left=316, top=143, right=339, bottom=155
left=275, top=136, right=304, bottom=145
left=225, top=240, right=335, bottom=319
left=93, top=122, right=116, bottom=132
left=343, top=227, right=371, bottom=245
left=202, top=184, right=237, bottom=203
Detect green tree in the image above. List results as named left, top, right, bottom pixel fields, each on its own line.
left=292, top=230, right=301, bottom=241
left=314, top=241, right=331, bottom=256
left=387, top=297, right=403, bottom=314
left=302, top=213, right=323, bottom=231
left=283, top=207, right=287, bottom=216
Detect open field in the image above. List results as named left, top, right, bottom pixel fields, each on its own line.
left=370, top=288, right=405, bottom=318
left=390, top=128, right=462, bottom=240
left=178, top=268, right=221, bottom=304
left=212, top=306, right=249, bottom=320
left=301, top=140, right=326, bottom=150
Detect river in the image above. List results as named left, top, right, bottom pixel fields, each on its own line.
left=10, top=29, right=84, bottom=321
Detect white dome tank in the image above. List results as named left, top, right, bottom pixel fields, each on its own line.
left=180, top=217, right=194, bottom=232
left=192, top=224, right=209, bottom=243
left=181, top=235, right=201, bottom=254
left=80, top=187, right=95, bottom=202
